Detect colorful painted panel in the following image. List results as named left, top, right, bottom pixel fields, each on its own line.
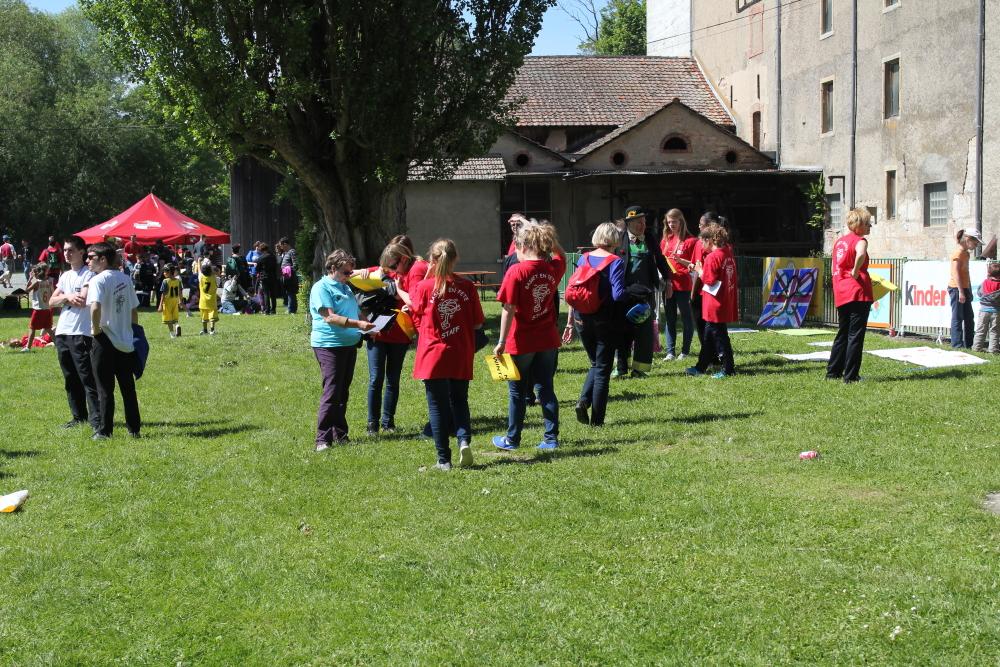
left=867, top=263, right=893, bottom=329
left=757, top=268, right=818, bottom=328
left=762, top=257, right=825, bottom=318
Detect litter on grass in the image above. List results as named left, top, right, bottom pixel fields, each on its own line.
left=729, top=327, right=759, bottom=333
left=808, top=341, right=835, bottom=347
left=799, top=450, right=820, bottom=460
left=867, top=346, right=988, bottom=369
left=773, top=328, right=833, bottom=336
left=778, top=351, right=831, bottom=361
left=1, top=489, right=29, bottom=513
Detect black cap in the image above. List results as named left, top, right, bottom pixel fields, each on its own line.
left=624, top=205, right=646, bottom=220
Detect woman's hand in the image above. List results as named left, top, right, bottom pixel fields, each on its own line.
left=561, top=325, right=574, bottom=344
left=493, top=340, right=505, bottom=357
left=357, top=319, right=376, bottom=332
left=959, top=291, right=967, bottom=304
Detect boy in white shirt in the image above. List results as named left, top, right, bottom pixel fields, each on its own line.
left=49, top=235, right=99, bottom=430
left=86, top=242, right=141, bottom=440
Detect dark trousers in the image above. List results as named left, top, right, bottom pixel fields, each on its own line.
left=617, top=304, right=655, bottom=374
left=949, top=287, right=975, bottom=348
left=55, top=334, right=100, bottom=429
left=283, top=277, right=299, bottom=314
left=579, top=320, right=620, bottom=426
left=90, top=333, right=141, bottom=436
left=692, top=296, right=705, bottom=346
left=507, top=349, right=559, bottom=445
left=366, top=340, right=408, bottom=427
left=313, top=346, right=357, bottom=445
left=663, top=290, right=694, bottom=355
left=424, top=379, right=471, bottom=465
left=259, top=281, right=277, bottom=314
left=696, top=322, right=735, bottom=375
left=827, top=301, right=871, bottom=383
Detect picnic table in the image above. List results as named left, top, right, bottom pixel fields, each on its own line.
left=455, top=271, right=498, bottom=298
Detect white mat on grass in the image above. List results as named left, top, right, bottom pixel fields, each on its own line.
left=778, top=351, right=831, bottom=362
left=729, top=328, right=759, bottom=333
left=867, top=346, right=988, bottom=368
left=808, top=341, right=835, bottom=347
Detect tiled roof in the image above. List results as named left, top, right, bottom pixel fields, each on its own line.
left=508, top=56, right=733, bottom=128
left=408, top=155, right=506, bottom=181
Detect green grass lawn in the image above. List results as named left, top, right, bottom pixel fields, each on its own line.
left=1, top=304, right=999, bottom=665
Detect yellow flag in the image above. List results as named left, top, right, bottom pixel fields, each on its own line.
left=484, top=354, right=521, bottom=382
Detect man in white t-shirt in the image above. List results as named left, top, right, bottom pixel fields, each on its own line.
left=86, top=242, right=141, bottom=440
left=49, top=235, right=99, bottom=431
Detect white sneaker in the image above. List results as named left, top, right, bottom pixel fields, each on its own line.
left=458, top=441, right=473, bottom=468
left=662, top=353, right=675, bottom=361
left=677, top=353, right=687, bottom=361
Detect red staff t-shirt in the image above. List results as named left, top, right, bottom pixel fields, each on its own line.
left=661, top=235, right=697, bottom=292
left=701, top=245, right=739, bottom=323
left=411, top=276, right=484, bottom=380
left=831, top=232, right=873, bottom=307
left=402, top=259, right=430, bottom=294
left=496, top=255, right=566, bottom=355
left=363, top=265, right=411, bottom=345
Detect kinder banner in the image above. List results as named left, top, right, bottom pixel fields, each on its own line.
left=900, top=260, right=989, bottom=328
left=762, top=257, right=826, bottom=319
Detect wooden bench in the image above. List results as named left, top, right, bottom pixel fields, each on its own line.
left=473, top=282, right=500, bottom=299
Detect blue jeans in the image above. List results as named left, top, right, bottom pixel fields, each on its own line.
left=424, top=379, right=470, bottom=464
left=507, top=348, right=559, bottom=445
left=663, top=290, right=694, bottom=355
left=366, top=340, right=408, bottom=427
left=949, top=287, right=975, bottom=348
left=579, top=320, right=619, bottom=426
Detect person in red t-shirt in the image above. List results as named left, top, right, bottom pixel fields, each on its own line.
left=411, top=239, right=484, bottom=470
left=688, top=212, right=725, bottom=348
left=687, top=223, right=739, bottom=378
left=826, top=208, right=875, bottom=383
left=361, top=239, right=421, bottom=435
left=659, top=209, right=697, bottom=361
left=493, top=223, right=567, bottom=451
left=38, top=236, right=64, bottom=282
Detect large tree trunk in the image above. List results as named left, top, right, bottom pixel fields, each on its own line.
left=308, top=179, right=406, bottom=265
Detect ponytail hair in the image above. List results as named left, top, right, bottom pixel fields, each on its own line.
left=956, top=229, right=966, bottom=243
left=426, top=238, right=458, bottom=297
left=389, top=234, right=415, bottom=255
left=700, top=211, right=727, bottom=228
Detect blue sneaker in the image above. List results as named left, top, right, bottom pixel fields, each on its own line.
left=685, top=367, right=705, bottom=377
left=711, top=371, right=729, bottom=379
left=537, top=440, right=558, bottom=450
left=492, top=435, right=518, bottom=451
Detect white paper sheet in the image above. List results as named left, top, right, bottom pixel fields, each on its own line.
left=778, top=351, right=831, bottom=361
left=702, top=280, right=722, bottom=296
left=808, top=341, right=835, bottom=347
left=867, top=346, right=988, bottom=368
left=367, top=314, right=395, bottom=334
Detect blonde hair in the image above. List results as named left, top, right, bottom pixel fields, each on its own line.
left=324, top=249, right=355, bottom=274
left=664, top=209, right=690, bottom=240
left=699, top=223, right=729, bottom=247
left=516, top=222, right=557, bottom=255
left=388, top=235, right=415, bottom=255
left=846, top=207, right=872, bottom=233
left=591, top=222, right=621, bottom=249
left=379, top=242, right=413, bottom=272
left=31, top=262, right=48, bottom=279
left=426, top=238, right=458, bottom=297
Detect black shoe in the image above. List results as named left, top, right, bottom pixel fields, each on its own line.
left=92, top=433, right=110, bottom=441
left=61, top=419, right=85, bottom=429
left=127, top=431, right=141, bottom=439
left=366, top=422, right=378, bottom=436
left=381, top=421, right=396, bottom=434
left=575, top=402, right=590, bottom=425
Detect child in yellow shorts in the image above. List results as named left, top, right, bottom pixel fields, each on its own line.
left=199, top=260, right=219, bottom=335
left=157, top=263, right=182, bottom=337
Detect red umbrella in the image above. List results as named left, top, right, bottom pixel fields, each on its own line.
left=77, top=194, right=231, bottom=245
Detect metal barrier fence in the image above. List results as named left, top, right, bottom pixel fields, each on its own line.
left=557, top=252, right=949, bottom=340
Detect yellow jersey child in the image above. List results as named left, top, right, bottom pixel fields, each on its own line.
left=157, top=264, right=182, bottom=337
left=198, top=260, right=219, bottom=335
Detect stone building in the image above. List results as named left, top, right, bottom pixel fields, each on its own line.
left=647, top=0, right=997, bottom=259
left=405, top=56, right=819, bottom=272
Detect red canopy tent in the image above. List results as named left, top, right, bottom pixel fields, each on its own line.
left=77, top=194, right=231, bottom=246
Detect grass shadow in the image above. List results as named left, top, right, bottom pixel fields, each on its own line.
left=142, top=418, right=230, bottom=427
left=185, top=424, right=260, bottom=438
left=0, top=449, right=40, bottom=480
left=878, top=368, right=983, bottom=382
left=474, top=445, right=619, bottom=469
left=666, top=411, right=761, bottom=424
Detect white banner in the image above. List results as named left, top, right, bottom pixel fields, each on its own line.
left=901, top=260, right=989, bottom=328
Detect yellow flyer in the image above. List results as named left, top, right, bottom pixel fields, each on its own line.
left=484, top=354, right=521, bottom=382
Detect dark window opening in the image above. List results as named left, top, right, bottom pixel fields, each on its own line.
left=514, top=152, right=531, bottom=169
left=662, top=136, right=688, bottom=151
left=751, top=112, right=762, bottom=149
left=725, top=151, right=739, bottom=164
left=611, top=151, right=627, bottom=167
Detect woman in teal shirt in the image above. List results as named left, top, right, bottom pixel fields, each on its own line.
left=310, top=249, right=374, bottom=451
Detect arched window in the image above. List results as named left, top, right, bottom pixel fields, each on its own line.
left=661, top=135, right=689, bottom=152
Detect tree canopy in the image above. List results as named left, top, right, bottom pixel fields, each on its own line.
left=562, top=0, right=646, bottom=56
left=82, top=0, right=554, bottom=261
left=0, top=0, right=228, bottom=245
